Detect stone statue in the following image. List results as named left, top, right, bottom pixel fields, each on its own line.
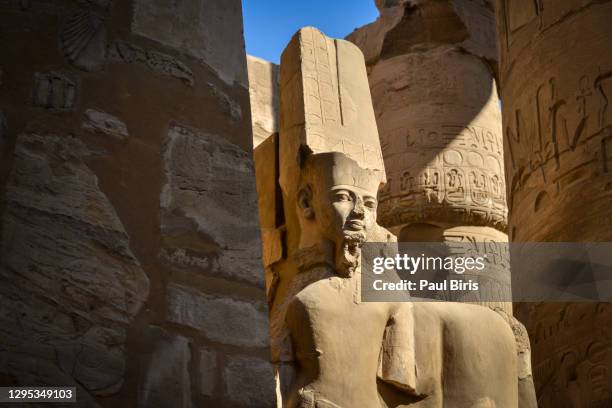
left=255, top=27, right=528, bottom=408
left=276, top=151, right=519, bottom=407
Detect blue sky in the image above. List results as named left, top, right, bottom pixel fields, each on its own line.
left=242, top=0, right=379, bottom=64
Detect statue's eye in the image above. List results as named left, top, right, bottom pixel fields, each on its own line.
left=335, top=192, right=352, bottom=202
left=364, top=199, right=377, bottom=209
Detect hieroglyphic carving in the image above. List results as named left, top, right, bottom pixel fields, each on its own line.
left=279, top=26, right=385, bottom=201
left=522, top=304, right=612, bottom=408
left=497, top=2, right=612, bottom=404
left=503, top=67, right=612, bottom=241
left=379, top=123, right=507, bottom=229
left=32, top=72, right=76, bottom=111
left=362, top=42, right=507, bottom=231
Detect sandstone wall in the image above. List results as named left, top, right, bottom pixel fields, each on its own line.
left=496, top=0, right=612, bottom=406
left=247, top=55, right=279, bottom=148
left=348, top=0, right=511, bottom=313
left=0, top=1, right=275, bottom=407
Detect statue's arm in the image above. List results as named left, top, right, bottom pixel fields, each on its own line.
left=378, top=303, right=418, bottom=395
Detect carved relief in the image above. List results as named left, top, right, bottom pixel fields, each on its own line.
left=504, top=67, right=612, bottom=242
left=82, top=108, right=128, bottom=140
left=32, top=72, right=76, bottom=111
left=279, top=26, right=385, bottom=196
left=107, top=41, right=194, bottom=86
left=60, top=9, right=107, bottom=71
left=379, top=124, right=507, bottom=229
left=364, top=48, right=507, bottom=230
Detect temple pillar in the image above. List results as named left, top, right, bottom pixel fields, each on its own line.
left=348, top=0, right=511, bottom=313
left=0, top=1, right=275, bottom=406
left=495, top=0, right=612, bottom=406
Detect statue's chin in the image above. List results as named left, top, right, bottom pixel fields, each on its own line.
left=335, top=231, right=366, bottom=278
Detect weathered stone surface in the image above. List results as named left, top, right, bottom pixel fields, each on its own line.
left=350, top=0, right=496, bottom=66
left=160, top=122, right=263, bottom=287
left=166, top=283, right=269, bottom=348
left=496, top=1, right=612, bottom=405
left=247, top=55, right=279, bottom=147
left=199, top=348, right=216, bottom=397
left=82, top=108, right=129, bottom=140
left=138, top=327, right=191, bottom=408
left=223, top=355, right=276, bottom=407
left=254, top=133, right=283, bottom=268
left=32, top=72, right=76, bottom=111
left=131, top=0, right=248, bottom=87
left=0, top=345, right=103, bottom=408
left=60, top=9, right=107, bottom=71
left=107, top=41, right=194, bottom=86
left=0, top=133, right=149, bottom=396
left=208, top=82, right=242, bottom=122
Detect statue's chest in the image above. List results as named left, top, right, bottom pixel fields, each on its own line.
left=287, top=277, right=389, bottom=357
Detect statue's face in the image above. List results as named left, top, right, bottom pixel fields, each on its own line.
left=297, top=153, right=383, bottom=276
left=314, top=183, right=378, bottom=244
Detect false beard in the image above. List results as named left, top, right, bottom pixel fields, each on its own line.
left=335, top=230, right=366, bottom=278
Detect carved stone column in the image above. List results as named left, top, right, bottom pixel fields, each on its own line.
left=348, top=0, right=511, bottom=313
left=496, top=0, right=612, bottom=406
left=0, top=1, right=275, bottom=406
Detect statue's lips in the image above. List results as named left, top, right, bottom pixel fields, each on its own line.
left=345, top=220, right=365, bottom=231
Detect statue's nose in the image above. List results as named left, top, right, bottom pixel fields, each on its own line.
left=352, top=197, right=365, bottom=218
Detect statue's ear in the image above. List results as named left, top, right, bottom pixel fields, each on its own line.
left=297, top=185, right=314, bottom=219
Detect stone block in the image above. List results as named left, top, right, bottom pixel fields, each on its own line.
left=247, top=55, right=279, bottom=147
left=82, top=109, right=129, bottom=140
left=254, top=133, right=284, bottom=267
left=131, top=0, right=248, bottom=87
left=166, top=283, right=270, bottom=348
left=208, top=81, right=242, bottom=122
left=138, top=327, right=192, bottom=408
left=160, top=122, right=264, bottom=287
left=107, top=41, right=195, bottom=86
left=199, top=348, right=216, bottom=397
left=223, top=355, right=276, bottom=407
